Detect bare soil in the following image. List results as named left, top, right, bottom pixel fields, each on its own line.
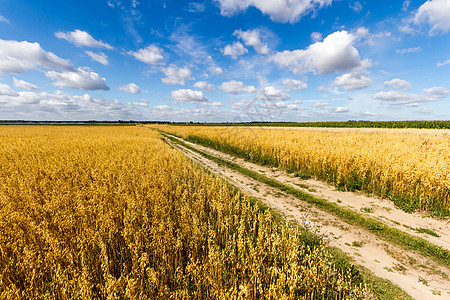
left=165, top=134, right=450, bottom=300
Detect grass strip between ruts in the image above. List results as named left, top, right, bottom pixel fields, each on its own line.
left=160, top=131, right=414, bottom=300
left=161, top=131, right=450, bottom=269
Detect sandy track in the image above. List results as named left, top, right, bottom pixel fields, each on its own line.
left=171, top=134, right=450, bottom=251
left=164, top=134, right=450, bottom=300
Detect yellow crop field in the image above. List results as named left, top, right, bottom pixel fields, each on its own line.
left=152, top=125, right=450, bottom=215
left=0, top=126, right=369, bottom=299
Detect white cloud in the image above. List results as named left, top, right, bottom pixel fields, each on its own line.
left=189, top=2, right=206, bottom=12
left=396, top=47, right=422, bottom=54
left=384, top=78, right=412, bottom=90
left=231, top=98, right=257, bottom=109
left=402, top=0, right=411, bottom=11
left=282, top=78, right=307, bottom=90
left=256, top=86, right=290, bottom=100
left=271, top=30, right=364, bottom=75
left=215, top=0, right=333, bottom=23
left=220, top=80, right=257, bottom=94
left=313, top=102, right=330, bottom=109
left=437, top=59, right=450, bottom=66
left=85, top=51, right=109, bottom=65
left=13, top=77, right=39, bottom=90
left=168, top=26, right=210, bottom=62
left=335, top=106, right=349, bottom=112
left=208, top=66, right=223, bottom=75
left=373, top=86, right=450, bottom=105
left=0, top=90, right=149, bottom=120
left=0, top=15, right=9, bottom=23
left=414, top=0, right=450, bottom=34
left=398, top=24, right=415, bottom=34
left=45, top=67, right=110, bottom=91
left=154, top=105, right=171, bottom=110
left=0, top=83, right=18, bottom=96
left=222, top=41, right=248, bottom=59
left=194, top=81, right=216, bottom=92
left=127, top=45, right=164, bottom=64
left=161, top=64, right=193, bottom=85
left=118, top=83, right=141, bottom=94
left=0, top=39, right=73, bottom=74
left=171, top=89, right=209, bottom=103
left=333, top=73, right=372, bottom=90
left=55, top=30, right=113, bottom=49
left=234, top=29, right=270, bottom=54
left=310, top=32, right=322, bottom=42
left=349, top=1, right=362, bottom=12
left=131, top=99, right=148, bottom=107
left=201, top=101, right=224, bottom=107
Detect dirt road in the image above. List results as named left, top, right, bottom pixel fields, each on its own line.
left=164, top=133, right=450, bottom=300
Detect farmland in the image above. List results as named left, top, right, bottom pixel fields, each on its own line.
left=0, top=126, right=372, bottom=299
left=152, top=125, right=450, bottom=216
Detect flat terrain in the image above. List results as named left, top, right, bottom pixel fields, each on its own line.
left=164, top=133, right=450, bottom=299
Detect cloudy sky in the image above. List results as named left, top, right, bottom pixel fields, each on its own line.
left=0, top=0, right=449, bottom=122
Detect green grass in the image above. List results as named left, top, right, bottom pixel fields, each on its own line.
left=161, top=132, right=450, bottom=268
left=178, top=134, right=448, bottom=217
left=403, top=225, right=441, bottom=237
left=331, top=249, right=413, bottom=300
left=170, top=120, right=450, bottom=129
left=161, top=132, right=414, bottom=300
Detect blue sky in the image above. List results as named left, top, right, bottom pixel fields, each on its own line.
left=0, top=0, right=449, bottom=122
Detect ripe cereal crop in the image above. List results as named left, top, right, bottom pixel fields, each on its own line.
left=0, top=126, right=371, bottom=299
left=152, top=125, right=450, bottom=216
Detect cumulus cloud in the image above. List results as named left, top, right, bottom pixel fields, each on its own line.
left=220, top=80, right=257, bottom=94
left=335, top=106, right=349, bottom=112
left=310, top=32, right=322, bottom=42
left=171, top=89, right=209, bottom=103
left=373, top=86, right=450, bottom=105
left=271, top=30, right=365, bottom=75
left=161, top=64, right=193, bottom=85
left=282, top=78, right=307, bottom=90
left=256, top=86, right=290, bottom=100
left=201, top=101, right=224, bottom=107
left=0, top=83, right=18, bottom=96
left=208, top=66, right=223, bottom=75
left=313, top=102, right=330, bottom=109
left=215, top=0, right=332, bottom=23
left=118, top=83, right=141, bottom=94
left=45, top=67, right=110, bottom=91
left=333, top=73, right=372, bottom=90
left=234, top=29, right=270, bottom=54
left=13, top=77, right=39, bottom=90
left=194, top=81, right=216, bottom=92
left=396, top=47, right=422, bottom=54
left=414, top=0, right=450, bottom=34
left=0, top=39, right=73, bottom=74
left=0, top=89, right=149, bottom=120
left=222, top=41, right=248, bottom=59
left=85, top=51, right=109, bottom=65
left=384, top=78, right=412, bottom=90
left=437, top=59, right=450, bottom=67
left=55, top=30, right=113, bottom=49
left=127, top=45, right=164, bottom=64
left=132, top=101, right=148, bottom=107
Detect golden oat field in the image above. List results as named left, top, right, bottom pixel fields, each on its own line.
left=151, top=125, right=450, bottom=215
left=0, top=126, right=370, bottom=299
